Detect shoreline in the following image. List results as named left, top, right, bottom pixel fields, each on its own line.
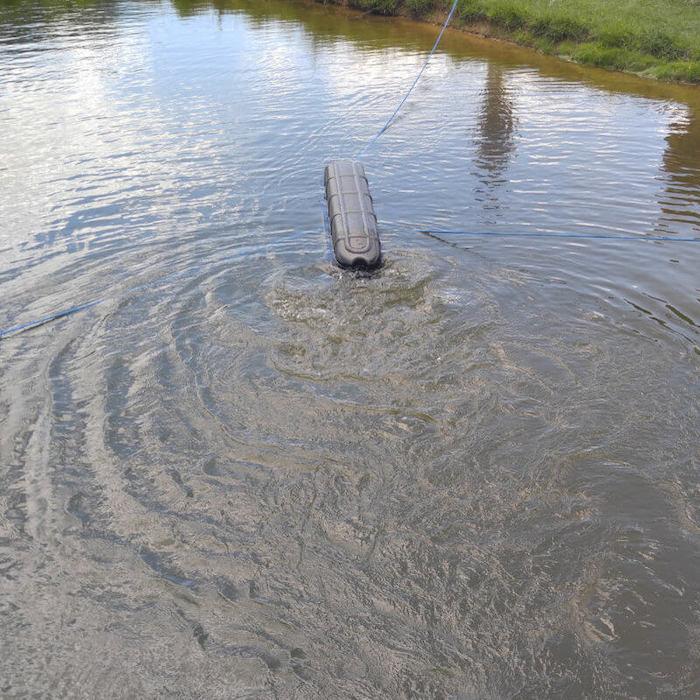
left=309, top=0, right=700, bottom=85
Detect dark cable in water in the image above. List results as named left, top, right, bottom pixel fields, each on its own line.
left=0, top=255, right=198, bottom=341
left=0, top=299, right=103, bottom=340
left=420, top=230, right=700, bottom=243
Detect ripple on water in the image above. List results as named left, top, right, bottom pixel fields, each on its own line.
left=1, top=0, right=700, bottom=697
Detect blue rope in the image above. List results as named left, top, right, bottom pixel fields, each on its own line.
left=420, top=229, right=700, bottom=242
left=357, top=0, right=460, bottom=157
left=0, top=256, right=196, bottom=341
left=0, top=299, right=103, bottom=340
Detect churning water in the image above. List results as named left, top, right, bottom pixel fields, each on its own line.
left=1, top=1, right=699, bottom=697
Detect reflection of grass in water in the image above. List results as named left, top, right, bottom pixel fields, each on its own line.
left=8, top=0, right=698, bottom=82
left=318, top=0, right=700, bottom=83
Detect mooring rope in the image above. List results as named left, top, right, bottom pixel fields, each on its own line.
left=0, top=256, right=205, bottom=341
left=0, top=300, right=103, bottom=340
left=356, top=0, right=461, bottom=157
left=419, top=229, right=700, bottom=242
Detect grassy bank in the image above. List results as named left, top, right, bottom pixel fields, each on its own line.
left=314, top=0, right=700, bottom=83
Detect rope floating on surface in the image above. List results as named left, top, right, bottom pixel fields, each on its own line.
left=0, top=299, right=103, bottom=340
left=420, top=229, right=700, bottom=243
left=357, top=0, right=460, bottom=157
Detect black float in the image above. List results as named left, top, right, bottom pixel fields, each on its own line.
left=324, top=160, right=382, bottom=269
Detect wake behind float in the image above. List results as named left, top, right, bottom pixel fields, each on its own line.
left=324, top=160, right=382, bottom=269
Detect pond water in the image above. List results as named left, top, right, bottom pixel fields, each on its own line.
left=1, top=1, right=699, bottom=697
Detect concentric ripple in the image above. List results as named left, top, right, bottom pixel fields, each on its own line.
left=1, top=1, right=699, bottom=698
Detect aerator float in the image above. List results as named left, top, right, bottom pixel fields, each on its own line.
left=324, top=160, right=382, bottom=269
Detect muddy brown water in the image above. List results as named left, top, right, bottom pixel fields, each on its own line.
left=1, top=1, right=699, bottom=697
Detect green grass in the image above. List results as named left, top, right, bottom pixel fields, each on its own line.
left=315, top=0, right=700, bottom=83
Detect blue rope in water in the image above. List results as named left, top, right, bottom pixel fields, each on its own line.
left=420, top=229, right=700, bottom=242
left=0, top=255, right=204, bottom=341
left=0, top=299, right=103, bottom=340
left=357, top=0, right=460, bottom=157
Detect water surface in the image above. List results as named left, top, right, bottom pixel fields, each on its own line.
left=1, top=1, right=699, bottom=697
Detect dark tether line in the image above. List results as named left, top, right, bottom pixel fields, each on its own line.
left=420, top=229, right=700, bottom=243
left=0, top=299, right=103, bottom=340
